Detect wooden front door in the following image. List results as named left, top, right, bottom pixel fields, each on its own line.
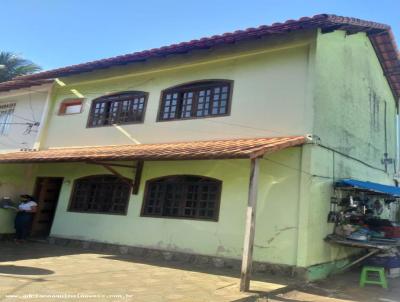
left=31, top=177, right=63, bottom=237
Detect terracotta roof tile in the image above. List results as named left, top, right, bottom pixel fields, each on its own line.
left=0, top=79, right=53, bottom=93
left=0, top=136, right=306, bottom=163
left=9, top=14, right=399, bottom=99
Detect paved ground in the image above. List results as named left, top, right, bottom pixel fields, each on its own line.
left=0, top=242, right=399, bottom=302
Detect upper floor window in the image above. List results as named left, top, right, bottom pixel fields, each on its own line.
left=87, top=91, right=148, bottom=128
left=58, top=98, right=84, bottom=115
left=141, top=175, right=222, bottom=221
left=0, top=103, right=16, bottom=136
left=69, top=175, right=131, bottom=215
left=158, top=80, right=232, bottom=121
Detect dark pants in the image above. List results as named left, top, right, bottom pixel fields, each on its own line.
left=14, top=212, right=33, bottom=240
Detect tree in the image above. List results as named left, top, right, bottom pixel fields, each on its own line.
left=0, top=51, right=41, bottom=82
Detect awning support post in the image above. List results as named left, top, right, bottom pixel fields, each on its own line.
left=85, top=160, right=144, bottom=195
left=240, top=157, right=260, bottom=292
left=100, top=164, right=133, bottom=187
left=132, top=160, right=144, bottom=195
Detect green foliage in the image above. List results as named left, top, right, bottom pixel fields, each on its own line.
left=0, top=52, right=41, bottom=82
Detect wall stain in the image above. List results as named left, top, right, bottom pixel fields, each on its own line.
left=254, top=244, right=271, bottom=249
left=267, top=226, right=297, bottom=245
left=369, top=88, right=380, bottom=131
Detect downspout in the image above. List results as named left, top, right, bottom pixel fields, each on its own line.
left=384, top=101, right=388, bottom=173
left=396, top=98, right=400, bottom=179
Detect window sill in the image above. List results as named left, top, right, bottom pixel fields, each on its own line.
left=157, top=113, right=230, bottom=122
left=140, top=214, right=218, bottom=222
left=67, top=209, right=128, bottom=216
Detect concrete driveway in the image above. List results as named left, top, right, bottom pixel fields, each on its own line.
left=0, top=241, right=399, bottom=302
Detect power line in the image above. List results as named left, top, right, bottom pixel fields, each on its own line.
left=204, top=119, right=287, bottom=136
left=261, top=157, right=333, bottom=179
left=0, top=122, right=37, bottom=125
left=11, top=113, right=37, bottom=123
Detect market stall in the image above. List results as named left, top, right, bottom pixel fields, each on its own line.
left=325, top=179, right=400, bottom=277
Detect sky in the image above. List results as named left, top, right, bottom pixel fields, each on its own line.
left=1, top=0, right=399, bottom=71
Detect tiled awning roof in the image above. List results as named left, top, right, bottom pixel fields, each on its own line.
left=0, top=136, right=306, bottom=163
left=12, top=14, right=400, bottom=99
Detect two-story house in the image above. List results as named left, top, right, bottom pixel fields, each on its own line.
left=0, top=14, right=399, bottom=288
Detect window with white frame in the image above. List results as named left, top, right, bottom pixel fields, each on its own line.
left=0, top=103, right=16, bottom=136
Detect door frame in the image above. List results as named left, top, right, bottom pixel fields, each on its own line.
left=31, top=177, right=64, bottom=237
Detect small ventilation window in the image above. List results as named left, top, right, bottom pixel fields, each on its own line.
left=59, top=99, right=84, bottom=115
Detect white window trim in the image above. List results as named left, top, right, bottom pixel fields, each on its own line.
left=0, top=103, right=16, bottom=136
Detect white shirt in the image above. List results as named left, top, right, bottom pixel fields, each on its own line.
left=18, top=201, right=37, bottom=211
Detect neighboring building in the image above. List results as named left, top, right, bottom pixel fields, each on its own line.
left=0, top=79, right=53, bottom=234
left=0, top=14, right=399, bottom=283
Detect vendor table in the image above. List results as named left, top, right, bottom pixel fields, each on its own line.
left=325, top=234, right=400, bottom=272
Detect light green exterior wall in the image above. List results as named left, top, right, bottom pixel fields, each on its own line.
left=0, top=29, right=397, bottom=280
left=41, top=31, right=315, bottom=148
left=31, top=32, right=316, bottom=267
left=313, top=30, right=396, bottom=168
left=300, top=30, right=398, bottom=278
left=1, top=148, right=302, bottom=266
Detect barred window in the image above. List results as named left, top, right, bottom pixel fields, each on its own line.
left=159, top=81, right=232, bottom=121
left=142, top=175, right=222, bottom=221
left=69, top=175, right=131, bottom=214
left=0, top=103, right=16, bottom=136
left=88, top=92, right=148, bottom=127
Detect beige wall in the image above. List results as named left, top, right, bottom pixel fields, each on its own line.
left=0, top=86, right=50, bottom=152
left=41, top=31, right=316, bottom=148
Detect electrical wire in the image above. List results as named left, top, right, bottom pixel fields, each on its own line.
left=11, top=113, right=37, bottom=123
left=0, top=122, right=37, bottom=125
left=0, top=81, right=395, bottom=175
left=261, top=157, right=334, bottom=179
left=204, top=119, right=286, bottom=136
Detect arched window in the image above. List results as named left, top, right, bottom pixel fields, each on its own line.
left=87, top=91, right=148, bottom=127
left=142, top=175, right=222, bottom=220
left=158, top=80, right=233, bottom=121
left=69, top=175, right=131, bottom=214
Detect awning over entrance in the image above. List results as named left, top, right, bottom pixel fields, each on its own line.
left=0, top=136, right=306, bottom=163
left=336, top=178, right=400, bottom=197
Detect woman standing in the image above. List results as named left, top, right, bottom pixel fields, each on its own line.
left=14, top=194, right=37, bottom=243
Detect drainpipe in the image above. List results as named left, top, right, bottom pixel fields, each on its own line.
left=397, top=98, right=400, bottom=178
left=384, top=101, right=388, bottom=173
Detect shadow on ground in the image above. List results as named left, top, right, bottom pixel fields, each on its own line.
left=0, top=240, right=399, bottom=302
left=0, top=265, right=53, bottom=275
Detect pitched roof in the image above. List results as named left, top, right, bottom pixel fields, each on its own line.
left=11, top=14, right=400, bottom=99
left=0, top=79, right=53, bottom=93
left=0, top=136, right=306, bottom=163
